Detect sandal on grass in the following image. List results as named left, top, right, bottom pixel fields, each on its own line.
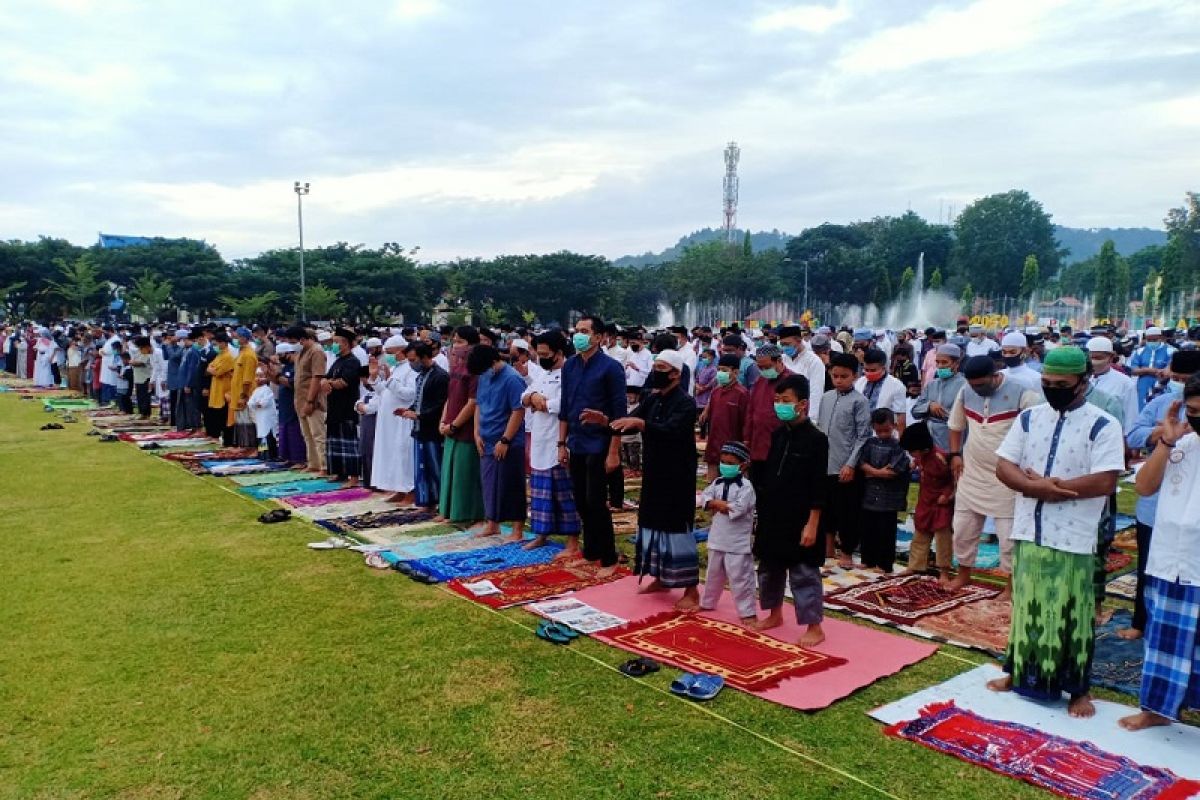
left=669, top=672, right=699, bottom=696
left=257, top=509, right=292, bottom=524
left=535, top=620, right=571, bottom=645
left=686, top=673, right=724, bottom=701
left=618, top=657, right=661, bottom=678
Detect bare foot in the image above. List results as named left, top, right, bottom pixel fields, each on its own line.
left=522, top=536, right=549, bottom=550
left=1117, top=627, right=1143, bottom=641
left=596, top=564, right=619, bottom=578
left=500, top=532, right=524, bottom=544
left=343, top=480, right=360, bottom=489
left=1068, top=694, right=1096, bottom=719
left=638, top=580, right=667, bottom=594
left=739, top=615, right=758, bottom=628
left=553, top=547, right=583, bottom=561
left=432, top=515, right=449, bottom=524
left=986, top=675, right=1013, bottom=693
left=946, top=574, right=972, bottom=593
left=938, top=573, right=953, bottom=589
left=674, top=590, right=700, bottom=612
left=754, top=611, right=783, bottom=631
left=798, top=624, right=825, bottom=648
left=837, top=559, right=855, bottom=570
left=1095, top=606, right=1115, bottom=626
left=1118, top=710, right=1171, bottom=731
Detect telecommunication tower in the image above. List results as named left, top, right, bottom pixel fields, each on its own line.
left=723, top=141, right=740, bottom=244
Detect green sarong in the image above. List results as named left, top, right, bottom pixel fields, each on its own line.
left=1005, top=540, right=1095, bottom=700
left=438, top=438, right=485, bottom=523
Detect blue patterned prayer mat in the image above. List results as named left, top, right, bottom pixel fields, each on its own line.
left=241, top=479, right=344, bottom=500
left=1092, top=609, right=1141, bottom=697
left=385, top=540, right=564, bottom=582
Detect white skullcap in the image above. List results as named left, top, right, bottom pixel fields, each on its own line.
left=365, top=337, right=382, bottom=348
left=1086, top=337, right=1114, bottom=354
left=175, top=329, right=189, bottom=337
left=512, top=338, right=530, bottom=351
left=1001, top=331, right=1028, bottom=348
left=1146, top=326, right=1162, bottom=336
left=276, top=342, right=299, bottom=354
left=316, top=330, right=332, bottom=342
left=383, top=335, right=406, bottom=349
left=654, top=349, right=685, bottom=371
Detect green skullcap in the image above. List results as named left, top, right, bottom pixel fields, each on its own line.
left=1042, top=345, right=1087, bottom=375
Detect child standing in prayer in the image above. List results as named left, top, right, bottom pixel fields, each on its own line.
left=249, top=368, right=279, bottom=460
left=817, top=351, right=872, bottom=567
left=900, top=421, right=955, bottom=585
left=699, top=354, right=750, bottom=481
left=856, top=408, right=911, bottom=573
left=754, top=375, right=829, bottom=647
left=698, top=441, right=757, bottom=625
left=116, top=351, right=134, bottom=414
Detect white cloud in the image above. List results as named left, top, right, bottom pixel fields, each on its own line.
left=392, top=0, right=441, bottom=21
left=752, top=2, right=851, bottom=34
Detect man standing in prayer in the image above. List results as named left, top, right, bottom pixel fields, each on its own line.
left=988, top=346, right=1125, bottom=718
left=321, top=328, right=363, bottom=487
left=272, top=342, right=306, bottom=466
left=1087, top=336, right=1139, bottom=439
left=470, top=344, right=528, bottom=541
left=855, top=347, right=908, bottom=433
left=227, top=327, right=259, bottom=447
left=999, top=330, right=1042, bottom=394
left=371, top=336, right=418, bottom=503
left=947, top=355, right=1041, bottom=594
left=439, top=326, right=486, bottom=525
left=613, top=349, right=700, bottom=611
left=410, top=343, right=449, bottom=511
left=911, top=343, right=966, bottom=453
left=205, top=332, right=236, bottom=444
left=291, top=327, right=328, bottom=476
left=778, top=325, right=827, bottom=420
left=1128, top=326, right=1174, bottom=410
left=742, top=343, right=791, bottom=486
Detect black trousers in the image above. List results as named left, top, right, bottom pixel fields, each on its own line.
left=1132, top=522, right=1152, bottom=631
left=825, top=476, right=864, bottom=555
left=860, top=510, right=898, bottom=572
left=168, top=389, right=180, bottom=428
left=135, top=380, right=152, bottom=417
left=202, top=405, right=225, bottom=439
left=606, top=463, right=625, bottom=508
left=569, top=451, right=618, bottom=567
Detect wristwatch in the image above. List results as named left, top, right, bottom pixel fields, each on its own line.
left=499, top=436, right=511, bottom=446
left=447, top=423, right=458, bottom=435
left=948, top=451, right=963, bottom=458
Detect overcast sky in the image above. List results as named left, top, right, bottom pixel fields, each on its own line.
left=2, top=0, right=1197, bottom=262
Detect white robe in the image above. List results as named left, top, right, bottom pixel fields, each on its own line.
left=16, top=339, right=28, bottom=378
left=249, top=384, right=278, bottom=440
left=33, top=338, right=56, bottom=387
left=371, top=363, right=418, bottom=492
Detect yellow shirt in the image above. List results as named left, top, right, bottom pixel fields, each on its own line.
left=207, top=350, right=235, bottom=410
left=227, top=347, right=259, bottom=426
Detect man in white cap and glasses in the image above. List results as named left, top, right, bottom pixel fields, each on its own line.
left=1087, top=337, right=1138, bottom=433
left=1129, top=326, right=1174, bottom=410
left=965, top=324, right=992, bottom=357
left=1000, top=330, right=1042, bottom=394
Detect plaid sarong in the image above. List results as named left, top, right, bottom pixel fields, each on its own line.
left=634, top=527, right=699, bottom=589
left=1140, top=576, right=1200, bottom=720
left=529, top=465, right=581, bottom=537
left=325, top=419, right=360, bottom=478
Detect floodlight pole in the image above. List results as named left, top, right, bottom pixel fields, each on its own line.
left=294, top=181, right=310, bottom=321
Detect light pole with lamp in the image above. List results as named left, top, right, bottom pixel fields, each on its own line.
left=294, top=181, right=310, bottom=321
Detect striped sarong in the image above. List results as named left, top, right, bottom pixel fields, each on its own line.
left=634, top=526, right=699, bottom=588
left=529, top=465, right=580, bottom=537
left=1140, top=576, right=1200, bottom=720
left=325, top=419, right=360, bottom=478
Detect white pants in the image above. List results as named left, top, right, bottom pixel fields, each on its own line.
left=952, top=507, right=1014, bottom=572
left=700, top=550, right=757, bottom=619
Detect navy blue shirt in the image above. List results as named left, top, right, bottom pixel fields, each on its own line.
left=559, top=349, right=627, bottom=455
left=476, top=363, right=526, bottom=454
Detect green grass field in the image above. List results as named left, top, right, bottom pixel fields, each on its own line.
left=0, top=397, right=1143, bottom=799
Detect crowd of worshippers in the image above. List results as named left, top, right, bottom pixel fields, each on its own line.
left=5, top=315, right=1199, bottom=731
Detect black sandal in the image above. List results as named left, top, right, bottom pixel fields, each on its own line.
left=257, top=509, right=292, bottom=524
left=618, top=657, right=661, bottom=678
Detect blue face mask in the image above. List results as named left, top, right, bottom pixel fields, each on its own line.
left=760, top=367, right=779, bottom=380
left=781, top=345, right=798, bottom=358
left=330, top=343, right=341, bottom=356
left=774, top=402, right=797, bottom=422
left=1169, top=380, right=1185, bottom=395
left=383, top=354, right=399, bottom=368
left=936, top=367, right=953, bottom=380
left=718, top=463, right=741, bottom=479
left=572, top=332, right=591, bottom=352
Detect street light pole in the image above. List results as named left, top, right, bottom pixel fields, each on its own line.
left=294, top=181, right=310, bottom=321
left=803, top=261, right=809, bottom=314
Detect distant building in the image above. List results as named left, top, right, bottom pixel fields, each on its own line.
left=98, top=233, right=203, bottom=249
left=1036, top=296, right=1085, bottom=325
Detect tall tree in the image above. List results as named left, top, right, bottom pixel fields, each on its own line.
left=1019, top=255, right=1040, bottom=300
left=1093, top=240, right=1118, bottom=321
left=127, top=271, right=174, bottom=321
left=928, top=268, right=943, bottom=291
left=960, top=283, right=975, bottom=313
left=871, top=266, right=892, bottom=307
left=742, top=230, right=753, bottom=259
left=220, top=291, right=280, bottom=323
left=301, top=283, right=347, bottom=320
left=950, top=190, right=1062, bottom=297
left=1113, top=255, right=1131, bottom=321
left=45, top=255, right=106, bottom=318
left=898, top=266, right=915, bottom=296
left=1163, top=191, right=1200, bottom=299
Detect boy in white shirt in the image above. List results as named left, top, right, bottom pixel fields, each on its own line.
left=698, top=441, right=757, bottom=625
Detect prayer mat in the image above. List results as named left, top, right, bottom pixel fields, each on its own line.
left=915, top=597, right=1010, bottom=656
left=883, top=701, right=1200, bottom=799
left=821, top=565, right=887, bottom=592
left=282, top=487, right=375, bottom=507
left=355, top=529, right=522, bottom=557
left=313, top=508, right=437, bottom=533
left=390, top=540, right=563, bottom=583
left=241, top=479, right=344, bottom=500
left=1113, top=513, right=1137, bottom=532
left=288, top=498, right=399, bottom=520
left=953, top=540, right=1001, bottom=570
left=526, top=598, right=627, bottom=634
left=138, top=438, right=214, bottom=450
left=119, top=430, right=202, bottom=442
left=228, top=471, right=310, bottom=487
left=447, top=562, right=632, bottom=609
left=1114, top=528, right=1139, bottom=553
left=1106, top=550, right=1134, bottom=575
left=344, top=524, right=455, bottom=547
left=1092, top=609, right=1142, bottom=698
left=599, top=611, right=848, bottom=691
left=824, top=574, right=1001, bottom=624
left=1107, top=573, right=1138, bottom=600
left=203, top=460, right=287, bottom=476
left=161, top=448, right=257, bottom=463
left=42, top=398, right=97, bottom=409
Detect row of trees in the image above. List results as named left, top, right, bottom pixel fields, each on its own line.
left=2, top=190, right=1197, bottom=326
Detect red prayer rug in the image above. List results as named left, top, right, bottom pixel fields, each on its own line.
left=824, top=574, right=1000, bottom=624
left=1106, top=550, right=1134, bottom=575
left=915, top=597, right=1010, bottom=656
left=598, top=611, right=847, bottom=691
left=885, top=701, right=1200, bottom=799
left=160, top=448, right=257, bottom=463
left=447, top=562, right=631, bottom=609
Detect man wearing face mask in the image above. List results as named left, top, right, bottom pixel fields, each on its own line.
left=1129, top=327, right=1174, bottom=410
left=965, top=324, right=992, bottom=357
left=320, top=327, right=364, bottom=488
left=624, top=332, right=652, bottom=392
left=946, top=356, right=1042, bottom=594
left=1119, top=349, right=1200, bottom=641
left=778, top=325, right=827, bottom=421
left=1000, top=331, right=1042, bottom=394
left=854, top=348, right=908, bottom=434
left=612, top=349, right=700, bottom=611
left=742, top=343, right=792, bottom=485
left=371, top=336, right=418, bottom=502
left=1087, top=337, right=1139, bottom=437
left=272, top=342, right=306, bottom=466
left=176, top=330, right=204, bottom=432
left=522, top=330, right=581, bottom=553
left=989, top=346, right=1125, bottom=719
left=911, top=344, right=967, bottom=453
left=409, top=343, right=449, bottom=511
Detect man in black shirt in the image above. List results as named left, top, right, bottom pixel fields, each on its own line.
left=321, top=327, right=364, bottom=487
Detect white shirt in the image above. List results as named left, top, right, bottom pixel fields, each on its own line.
left=249, top=384, right=278, bottom=438
left=1147, top=433, right=1200, bottom=585
left=679, top=342, right=698, bottom=391
left=434, top=352, right=450, bottom=373
left=966, top=337, right=994, bottom=357
left=521, top=366, right=563, bottom=471
left=996, top=402, right=1126, bottom=554
left=625, top=347, right=652, bottom=388
left=99, top=335, right=122, bottom=386
left=605, top=344, right=628, bottom=367
left=854, top=374, right=908, bottom=421
left=1090, top=367, right=1139, bottom=433
left=1002, top=364, right=1043, bottom=395
left=783, top=347, right=828, bottom=421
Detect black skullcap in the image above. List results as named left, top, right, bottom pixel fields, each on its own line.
left=1171, top=349, right=1200, bottom=374
left=717, top=353, right=741, bottom=369
left=829, top=352, right=859, bottom=372
left=961, top=355, right=996, bottom=380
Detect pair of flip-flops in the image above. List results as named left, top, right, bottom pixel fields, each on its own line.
left=39, top=423, right=64, bottom=430
left=618, top=656, right=661, bottom=677
left=86, top=429, right=101, bottom=436
left=535, top=620, right=580, bottom=644
left=257, top=508, right=292, bottom=524
left=99, top=433, right=119, bottom=442
left=669, top=672, right=725, bottom=701
left=391, top=562, right=439, bottom=584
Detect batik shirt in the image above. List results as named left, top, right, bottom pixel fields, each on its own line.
left=996, top=402, right=1125, bottom=555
